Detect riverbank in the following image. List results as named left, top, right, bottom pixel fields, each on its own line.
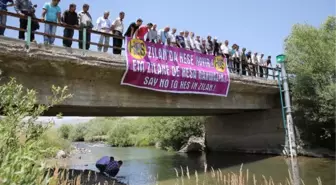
left=45, top=168, right=125, bottom=185
left=51, top=143, right=335, bottom=185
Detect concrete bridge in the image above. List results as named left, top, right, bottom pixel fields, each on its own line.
left=0, top=37, right=285, bottom=153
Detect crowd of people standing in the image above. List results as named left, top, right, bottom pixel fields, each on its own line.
left=0, top=0, right=278, bottom=77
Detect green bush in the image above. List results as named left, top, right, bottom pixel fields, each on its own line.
left=285, top=16, right=336, bottom=149
left=149, top=117, right=206, bottom=150
left=69, top=123, right=87, bottom=141
left=41, top=128, right=72, bottom=155
left=58, top=124, right=73, bottom=139
left=107, top=121, right=134, bottom=147
left=0, top=78, right=71, bottom=184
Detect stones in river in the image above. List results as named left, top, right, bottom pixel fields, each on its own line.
left=179, top=136, right=205, bottom=153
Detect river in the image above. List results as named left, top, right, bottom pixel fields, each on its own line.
left=55, top=142, right=335, bottom=185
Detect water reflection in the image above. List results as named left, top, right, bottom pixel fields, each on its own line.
left=58, top=143, right=335, bottom=185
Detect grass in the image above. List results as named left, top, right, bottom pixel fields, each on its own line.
left=170, top=164, right=321, bottom=185
left=44, top=164, right=322, bottom=185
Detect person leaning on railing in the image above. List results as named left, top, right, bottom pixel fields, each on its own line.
left=61, top=3, right=78, bottom=48
left=78, top=3, right=93, bottom=50
left=14, top=0, right=38, bottom=41
left=0, top=0, right=14, bottom=36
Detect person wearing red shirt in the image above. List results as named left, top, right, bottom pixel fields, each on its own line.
left=135, top=23, right=153, bottom=40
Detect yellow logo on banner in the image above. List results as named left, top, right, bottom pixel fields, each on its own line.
left=128, top=39, right=147, bottom=60
left=214, top=55, right=227, bottom=72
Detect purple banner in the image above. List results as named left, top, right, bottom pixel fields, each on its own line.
left=121, top=37, right=230, bottom=97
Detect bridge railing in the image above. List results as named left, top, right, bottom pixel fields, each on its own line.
left=0, top=11, right=280, bottom=80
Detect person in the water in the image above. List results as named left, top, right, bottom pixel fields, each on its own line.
left=96, top=156, right=114, bottom=173
left=105, top=160, right=123, bottom=177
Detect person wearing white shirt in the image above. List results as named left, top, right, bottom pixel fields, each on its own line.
left=78, top=4, right=93, bottom=50
left=157, top=26, right=170, bottom=45
left=232, top=44, right=240, bottom=73
left=111, top=11, right=125, bottom=55
left=184, top=31, right=192, bottom=50
left=194, top=35, right=201, bottom=53
left=221, top=40, right=231, bottom=72
left=96, top=11, right=111, bottom=52
left=168, top=28, right=177, bottom=46
left=190, top=32, right=196, bottom=50
left=252, top=52, right=259, bottom=77
left=146, top=24, right=157, bottom=43
left=258, top=54, right=265, bottom=77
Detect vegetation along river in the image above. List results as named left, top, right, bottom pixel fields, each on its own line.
left=55, top=142, right=335, bottom=185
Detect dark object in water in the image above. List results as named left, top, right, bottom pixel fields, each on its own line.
left=44, top=168, right=126, bottom=185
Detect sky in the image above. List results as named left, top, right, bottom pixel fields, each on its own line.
left=2, top=0, right=335, bottom=123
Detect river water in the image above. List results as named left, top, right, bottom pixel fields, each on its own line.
left=56, top=143, right=335, bottom=185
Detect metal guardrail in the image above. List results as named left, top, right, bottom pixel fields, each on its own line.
left=0, top=10, right=124, bottom=51
left=0, top=10, right=280, bottom=80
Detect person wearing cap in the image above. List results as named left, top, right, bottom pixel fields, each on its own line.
left=135, top=22, right=153, bottom=40
left=175, top=31, right=185, bottom=48
left=124, top=18, right=142, bottom=38
left=96, top=11, right=111, bottom=52
left=78, top=4, right=93, bottom=50
left=41, top=0, right=61, bottom=45
left=240, top=47, right=248, bottom=75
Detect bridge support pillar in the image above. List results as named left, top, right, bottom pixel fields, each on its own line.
left=205, top=108, right=285, bottom=154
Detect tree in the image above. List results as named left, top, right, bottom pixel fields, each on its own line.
left=0, top=78, right=71, bottom=184
left=284, top=16, right=336, bottom=150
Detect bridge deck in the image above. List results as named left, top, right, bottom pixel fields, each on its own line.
left=0, top=37, right=280, bottom=116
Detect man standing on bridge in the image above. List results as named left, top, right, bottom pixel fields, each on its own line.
left=41, top=0, right=61, bottom=45
left=96, top=11, right=111, bottom=52
left=111, top=11, right=125, bottom=55
left=78, top=4, right=93, bottom=50
left=61, top=3, right=78, bottom=48
left=0, top=0, right=14, bottom=36
left=15, top=0, right=36, bottom=41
